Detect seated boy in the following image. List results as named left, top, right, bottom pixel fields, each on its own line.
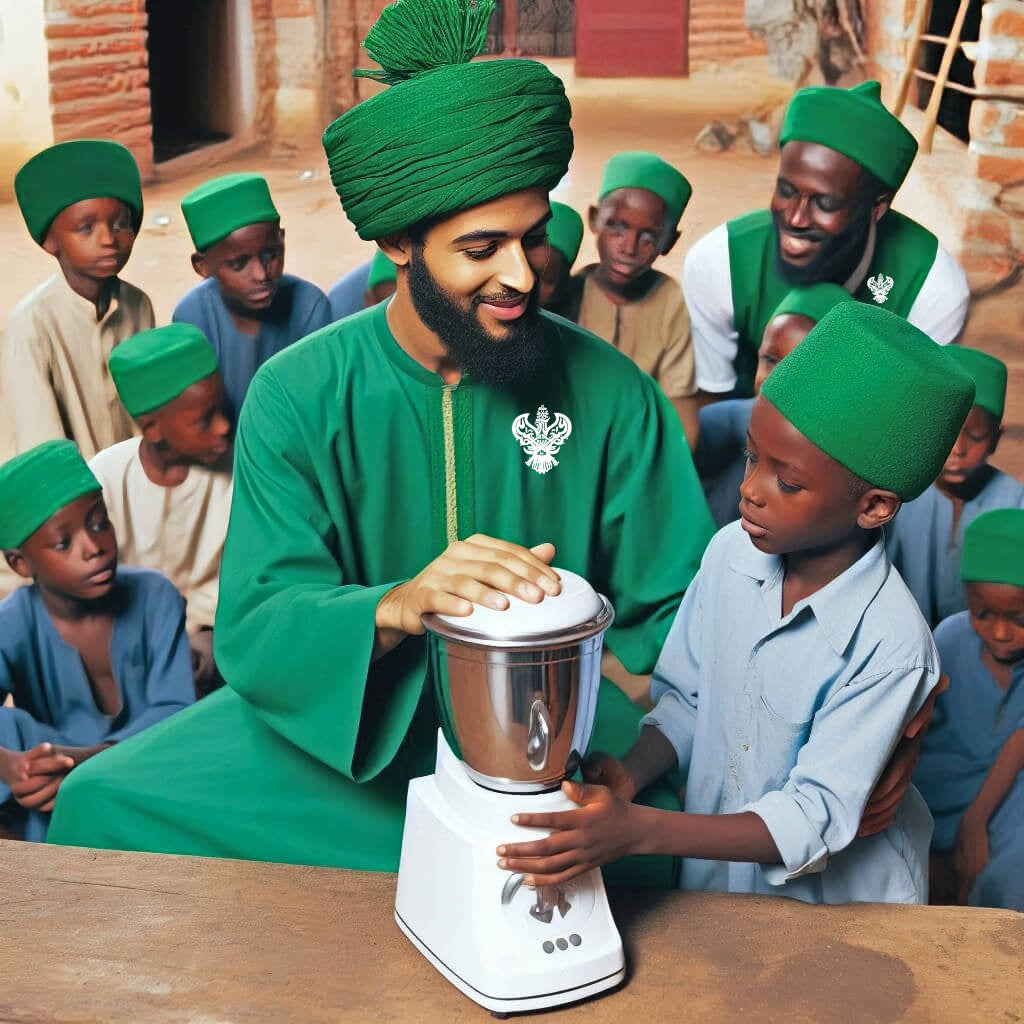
left=537, top=200, right=584, bottom=316
left=497, top=303, right=975, bottom=905
left=915, top=509, right=1024, bottom=911
left=173, top=172, right=331, bottom=424
left=363, top=249, right=398, bottom=307
left=4, top=140, right=153, bottom=460
left=888, top=346, right=1024, bottom=628
left=90, top=324, right=233, bottom=696
left=0, top=440, right=193, bottom=841
left=565, top=152, right=695, bottom=436
left=697, top=283, right=853, bottom=527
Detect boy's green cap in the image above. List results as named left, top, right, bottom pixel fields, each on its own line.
left=944, top=346, right=1007, bottom=422
left=770, top=283, right=854, bottom=326
left=961, top=508, right=1024, bottom=589
left=548, top=201, right=584, bottom=265
left=599, top=151, right=692, bottom=227
left=181, top=173, right=279, bottom=252
left=367, top=249, right=398, bottom=290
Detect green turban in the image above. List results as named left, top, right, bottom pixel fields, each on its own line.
left=780, top=81, right=918, bottom=192
left=548, top=201, right=584, bottom=266
left=322, top=0, right=573, bottom=241
left=760, top=303, right=975, bottom=500
left=961, top=509, right=1024, bottom=588
left=770, top=283, right=854, bottom=325
left=110, top=325, right=219, bottom=417
left=0, top=441, right=100, bottom=549
left=944, top=346, right=1007, bottom=422
left=599, top=151, right=692, bottom=227
left=181, top=173, right=280, bottom=252
left=14, top=140, right=143, bottom=245
left=367, top=249, right=398, bottom=290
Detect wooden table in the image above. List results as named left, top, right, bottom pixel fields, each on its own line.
left=0, top=840, right=1021, bottom=1023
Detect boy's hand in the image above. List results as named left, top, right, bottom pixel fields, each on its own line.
left=953, top=812, right=990, bottom=905
left=496, top=780, right=641, bottom=887
left=0, top=743, right=75, bottom=813
left=190, top=630, right=217, bottom=693
left=859, top=674, right=949, bottom=837
left=582, top=751, right=639, bottom=802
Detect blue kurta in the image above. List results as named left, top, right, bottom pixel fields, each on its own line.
left=643, top=523, right=936, bottom=904
left=327, top=260, right=372, bottom=322
left=915, top=612, right=1024, bottom=910
left=173, top=274, right=332, bottom=424
left=694, top=397, right=752, bottom=528
left=0, top=567, right=194, bottom=840
left=887, top=466, right=1024, bottom=628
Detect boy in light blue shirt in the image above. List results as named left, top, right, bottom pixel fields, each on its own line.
left=499, top=304, right=975, bottom=904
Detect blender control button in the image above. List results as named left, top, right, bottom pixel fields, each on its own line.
left=543, top=941, right=555, bottom=954
left=556, top=938, right=568, bottom=951
left=569, top=933, right=582, bottom=946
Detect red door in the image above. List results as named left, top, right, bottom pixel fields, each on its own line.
left=575, top=0, right=689, bottom=76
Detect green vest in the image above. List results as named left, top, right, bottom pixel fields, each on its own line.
left=726, top=209, right=939, bottom=396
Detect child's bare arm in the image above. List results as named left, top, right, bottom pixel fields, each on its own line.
left=583, top=726, right=679, bottom=801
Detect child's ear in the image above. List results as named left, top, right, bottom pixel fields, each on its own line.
left=377, top=236, right=411, bottom=270
left=661, top=227, right=681, bottom=256
left=4, top=549, right=33, bottom=581
left=41, top=229, right=59, bottom=258
left=191, top=252, right=210, bottom=279
left=857, top=488, right=901, bottom=530
left=587, top=204, right=600, bottom=234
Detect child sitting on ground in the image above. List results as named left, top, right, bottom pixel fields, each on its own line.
left=0, top=440, right=193, bottom=840
left=888, top=347, right=1024, bottom=628
left=696, top=283, right=853, bottom=527
left=915, top=509, right=1024, bottom=911
left=173, top=172, right=331, bottom=424
left=90, top=324, right=233, bottom=696
left=4, top=141, right=154, bottom=460
left=497, top=304, right=974, bottom=905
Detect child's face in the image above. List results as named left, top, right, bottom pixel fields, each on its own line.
left=142, top=374, right=232, bottom=466
left=588, top=189, right=672, bottom=290
left=534, top=247, right=567, bottom=309
left=42, top=197, right=136, bottom=281
left=5, top=492, right=117, bottom=601
left=363, top=280, right=397, bottom=308
left=754, top=313, right=816, bottom=394
left=739, top=397, right=896, bottom=555
left=194, top=221, right=285, bottom=313
left=939, top=405, right=1001, bottom=489
left=966, top=581, right=1024, bottom=665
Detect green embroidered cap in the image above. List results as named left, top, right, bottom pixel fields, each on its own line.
left=181, top=173, right=280, bottom=252
left=770, top=282, right=855, bottom=324
left=367, top=249, right=398, bottom=289
left=961, top=508, right=1024, bottom=588
left=944, top=346, right=1007, bottom=422
left=548, top=201, right=584, bottom=265
left=599, top=150, right=692, bottom=227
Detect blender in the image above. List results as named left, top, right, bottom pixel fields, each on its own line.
left=394, top=569, right=625, bottom=1014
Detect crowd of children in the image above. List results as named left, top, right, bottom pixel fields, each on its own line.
left=0, top=22, right=1020, bottom=920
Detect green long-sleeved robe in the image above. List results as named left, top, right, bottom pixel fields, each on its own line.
left=48, top=304, right=715, bottom=875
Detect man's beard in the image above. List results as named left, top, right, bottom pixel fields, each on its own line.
left=773, top=201, right=874, bottom=287
left=408, top=251, right=547, bottom=387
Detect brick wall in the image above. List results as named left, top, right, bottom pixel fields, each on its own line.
left=689, top=0, right=767, bottom=69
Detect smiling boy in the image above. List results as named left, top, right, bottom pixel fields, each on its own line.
left=173, top=173, right=331, bottom=423
left=0, top=440, right=193, bottom=840
left=498, top=303, right=975, bottom=905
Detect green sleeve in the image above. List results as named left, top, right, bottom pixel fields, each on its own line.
left=598, top=374, right=715, bottom=675
left=214, top=370, right=427, bottom=783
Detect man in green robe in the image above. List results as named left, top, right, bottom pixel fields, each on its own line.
left=46, top=0, right=716, bottom=879
left=682, top=81, right=971, bottom=400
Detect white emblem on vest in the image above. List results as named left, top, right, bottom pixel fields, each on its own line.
left=867, top=274, right=894, bottom=304
left=512, top=405, right=572, bottom=475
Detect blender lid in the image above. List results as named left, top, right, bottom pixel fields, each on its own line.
left=428, top=568, right=610, bottom=643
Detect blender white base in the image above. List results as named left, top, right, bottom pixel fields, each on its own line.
left=395, top=733, right=626, bottom=1014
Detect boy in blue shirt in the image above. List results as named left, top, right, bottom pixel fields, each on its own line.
left=915, top=509, right=1024, bottom=910
left=173, top=173, right=331, bottom=423
left=0, top=441, right=193, bottom=841
left=888, top=346, right=1024, bottom=628
left=498, top=303, right=974, bottom=904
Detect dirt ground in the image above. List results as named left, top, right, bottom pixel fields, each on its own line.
left=1, top=57, right=1021, bottom=475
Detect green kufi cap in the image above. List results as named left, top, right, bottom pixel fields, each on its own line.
left=547, top=201, right=584, bottom=265
left=322, top=0, right=573, bottom=241
left=780, top=81, right=918, bottom=192
left=599, top=151, right=692, bottom=227
left=760, top=303, right=975, bottom=500
left=961, top=509, right=1024, bottom=589
left=367, top=249, right=398, bottom=289
left=181, top=173, right=280, bottom=252
left=770, top=283, right=854, bottom=325
left=944, top=346, right=1007, bottom=422
left=109, top=325, right=219, bottom=417
left=14, top=140, right=143, bottom=245
left=0, top=441, right=100, bottom=549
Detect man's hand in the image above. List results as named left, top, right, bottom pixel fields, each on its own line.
left=859, top=674, right=948, bottom=837
left=0, top=743, right=75, bottom=813
left=375, top=535, right=561, bottom=639
left=582, top=751, right=639, bottom=802
left=954, top=811, right=990, bottom=905
left=496, top=780, right=642, bottom=887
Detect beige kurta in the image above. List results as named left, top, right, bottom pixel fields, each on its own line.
left=577, top=267, right=696, bottom=399
left=1, top=273, right=155, bottom=463
left=88, top=438, right=233, bottom=635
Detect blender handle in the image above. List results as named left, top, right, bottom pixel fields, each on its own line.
left=526, top=699, right=552, bottom=772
